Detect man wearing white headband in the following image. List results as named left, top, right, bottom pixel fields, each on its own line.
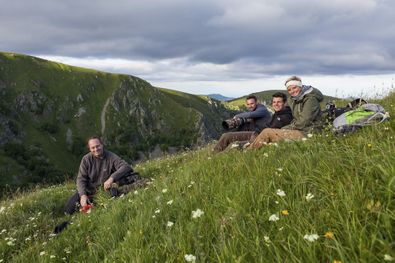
left=249, top=76, right=324, bottom=149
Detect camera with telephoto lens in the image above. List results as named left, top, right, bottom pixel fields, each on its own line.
left=222, top=117, right=246, bottom=130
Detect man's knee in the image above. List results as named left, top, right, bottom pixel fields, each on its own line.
left=64, top=192, right=80, bottom=215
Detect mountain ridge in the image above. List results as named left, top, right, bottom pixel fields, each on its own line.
left=0, top=52, right=233, bottom=192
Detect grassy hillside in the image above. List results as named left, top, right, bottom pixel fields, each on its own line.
left=0, top=93, right=393, bottom=262
left=0, top=52, right=231, bottom=193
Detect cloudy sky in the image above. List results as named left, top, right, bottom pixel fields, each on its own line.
left=1, top=0, right=395, bottom=98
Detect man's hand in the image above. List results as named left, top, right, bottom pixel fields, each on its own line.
left=80, top=194, right=89, bottom=207
left=103, top=177, right=114, bottom=191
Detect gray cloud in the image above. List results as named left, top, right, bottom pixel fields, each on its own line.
left=1, top=0, right=395, bottom=77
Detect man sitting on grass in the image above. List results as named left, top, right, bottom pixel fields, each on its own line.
left=63, top=136, right=147, bottom=215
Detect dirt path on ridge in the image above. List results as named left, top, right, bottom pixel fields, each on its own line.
left=101, top=97, right=111, bottom=135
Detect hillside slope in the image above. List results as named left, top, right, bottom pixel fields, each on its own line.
left=0, top=92, right=394, bottom=262
left=0, top=52, right=232, bottom=192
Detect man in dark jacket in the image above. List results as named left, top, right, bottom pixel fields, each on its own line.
left=63, top=136, right=146, bottom=215
left=214, top=93, right=292, bottom=152
left=233, top=95, right=272, bottom=131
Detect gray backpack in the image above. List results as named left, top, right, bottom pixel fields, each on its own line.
left=332, top=103, right=389, bottom=134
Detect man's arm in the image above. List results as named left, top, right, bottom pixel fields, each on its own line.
left=110, top=154, right=133, bottom=181
left=103, top=153, right=132, bottom=190
left=76, top=158, right=89, bottom=196
left=234, top=104, right=270, bottom=119
left=76, top=158, right=90, bottom=207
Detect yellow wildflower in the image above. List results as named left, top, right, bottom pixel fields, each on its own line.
left=281, top=210, right=289, bottom=216
left=325, top=231, right=334, bottom=239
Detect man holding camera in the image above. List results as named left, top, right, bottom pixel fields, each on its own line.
left=214, top=95, right=271, bottom=152
left=214, top=93, right=292, bottom=152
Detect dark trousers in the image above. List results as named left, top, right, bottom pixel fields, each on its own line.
left=213, top=131, right=255, bottom=152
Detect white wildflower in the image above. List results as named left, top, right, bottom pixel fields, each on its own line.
left=305, top=193, right=314, bottom=201
left=276, top=189, right=286, bottom=197
left=0, top=229, right=6, bottom=234
left=230, top=143, right=239, bottom=149
left=166, top=221, right=174, bottom=228
left=268, top=214, right=279, bottom=222
left=6, top=240, right=14, bottom=246
left=0, top=206, right=5, bottom=214
left=263, top=153, right=269, bottom=157
left=192, top=209, right=204, bottom=219
left=264, top=236, right=270, bottom=243
left=39, top=251, right=46, bottom=256
left=134, top=190, right=138, bottom=195
left=166, top=200, right=174, bottom=205
left=154, top=209, right=161, bottom=214
left=276, top=168, right=283, bottom=172
left=184, top=254, right=196, bottom=262
left=303, top=234, right=319, bottom=242
left=307, top=133, right=313, bottom=138
left=384, top=254, right=394, bottom=261
left=302, top=137, right=308, bottom=141
left=162, top=189, right=168, bottom=193
left=50, top=255, right=56, bottom=259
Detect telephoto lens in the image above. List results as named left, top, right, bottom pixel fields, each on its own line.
left=221, top=117, right=245, bottom=130
left=222, top=118, right=236, bottom=130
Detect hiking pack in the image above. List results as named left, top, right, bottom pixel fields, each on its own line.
left=323, top=98, right=390, bottom=135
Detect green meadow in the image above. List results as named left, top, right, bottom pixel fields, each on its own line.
left=0, top=93, right=394, bottom=262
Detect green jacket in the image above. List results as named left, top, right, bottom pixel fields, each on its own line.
left=282, top=86, right=324, bottom=133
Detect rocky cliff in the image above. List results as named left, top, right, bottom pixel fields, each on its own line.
left=0, top=52, right=232, bottom=192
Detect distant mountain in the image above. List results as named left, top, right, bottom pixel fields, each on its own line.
left=0, top=52, right=233, bottom=192
left=207, top=93, right=234, bottom=101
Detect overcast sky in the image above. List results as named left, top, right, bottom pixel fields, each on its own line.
left=1, top=0, right=394, bottom=98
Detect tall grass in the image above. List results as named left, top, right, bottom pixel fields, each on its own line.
left=1, top=97, right=394, bottom=262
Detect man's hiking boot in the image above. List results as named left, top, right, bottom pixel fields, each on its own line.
left=54, top=220, right=71, bottom=234
left=109, top=183, right=120, bottom=197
